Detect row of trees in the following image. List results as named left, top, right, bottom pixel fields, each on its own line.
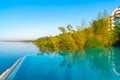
left=34, top=11, right=120, bottom=53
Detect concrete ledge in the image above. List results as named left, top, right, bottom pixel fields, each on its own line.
left=0, top=58, right=22, bottom=80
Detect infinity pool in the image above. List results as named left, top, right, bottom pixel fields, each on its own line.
left=6, top=48, right=120, bottom=80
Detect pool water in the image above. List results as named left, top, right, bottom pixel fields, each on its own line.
left=7, top=48, right=120, bottom=80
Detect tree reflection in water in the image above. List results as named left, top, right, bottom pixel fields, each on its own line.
left=37, top=47, right=120, bottom=80
left=111, top=47, right=120, bottom=76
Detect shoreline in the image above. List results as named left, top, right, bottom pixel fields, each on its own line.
left=0, top=40, right=33, bottom=42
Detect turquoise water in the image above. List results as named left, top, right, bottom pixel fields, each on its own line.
left=6, top=47, right=120, bottom=80
left=0, top=42, right=39, bottom=74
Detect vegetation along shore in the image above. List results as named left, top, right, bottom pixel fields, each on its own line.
left=34, top=10, right=120, bottom=53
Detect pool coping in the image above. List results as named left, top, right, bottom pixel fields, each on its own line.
left=0, top=58, right=22, bottom=80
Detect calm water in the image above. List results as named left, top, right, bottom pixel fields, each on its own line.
left=0, top=42, right=39, bottom=74
left=0, top=42, right=120, bottom=80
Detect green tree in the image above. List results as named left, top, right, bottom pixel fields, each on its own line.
left=59, top=27, right=66, bottom=33
left=84, top=38, right=104, bottom=49
left=113, top=23, right=120, bottom=46
left=67, top=24, right=73, bottom=32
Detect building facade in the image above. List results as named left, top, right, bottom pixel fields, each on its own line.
left=111, top=6, right=120, bottom=27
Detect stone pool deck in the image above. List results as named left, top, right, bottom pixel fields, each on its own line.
left=0, top=58, right=22, bottom=80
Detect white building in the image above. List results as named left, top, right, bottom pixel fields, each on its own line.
left=111, top=6, right=120, bottom=27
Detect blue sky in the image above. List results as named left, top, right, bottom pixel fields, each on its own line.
left=0, top=0, right=120, bottom=40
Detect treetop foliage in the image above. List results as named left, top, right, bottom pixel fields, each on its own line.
left=34, top=10, right=120, bottom=53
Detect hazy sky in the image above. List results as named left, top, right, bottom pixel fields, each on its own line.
left=0, top=0, right=120, bottom=40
